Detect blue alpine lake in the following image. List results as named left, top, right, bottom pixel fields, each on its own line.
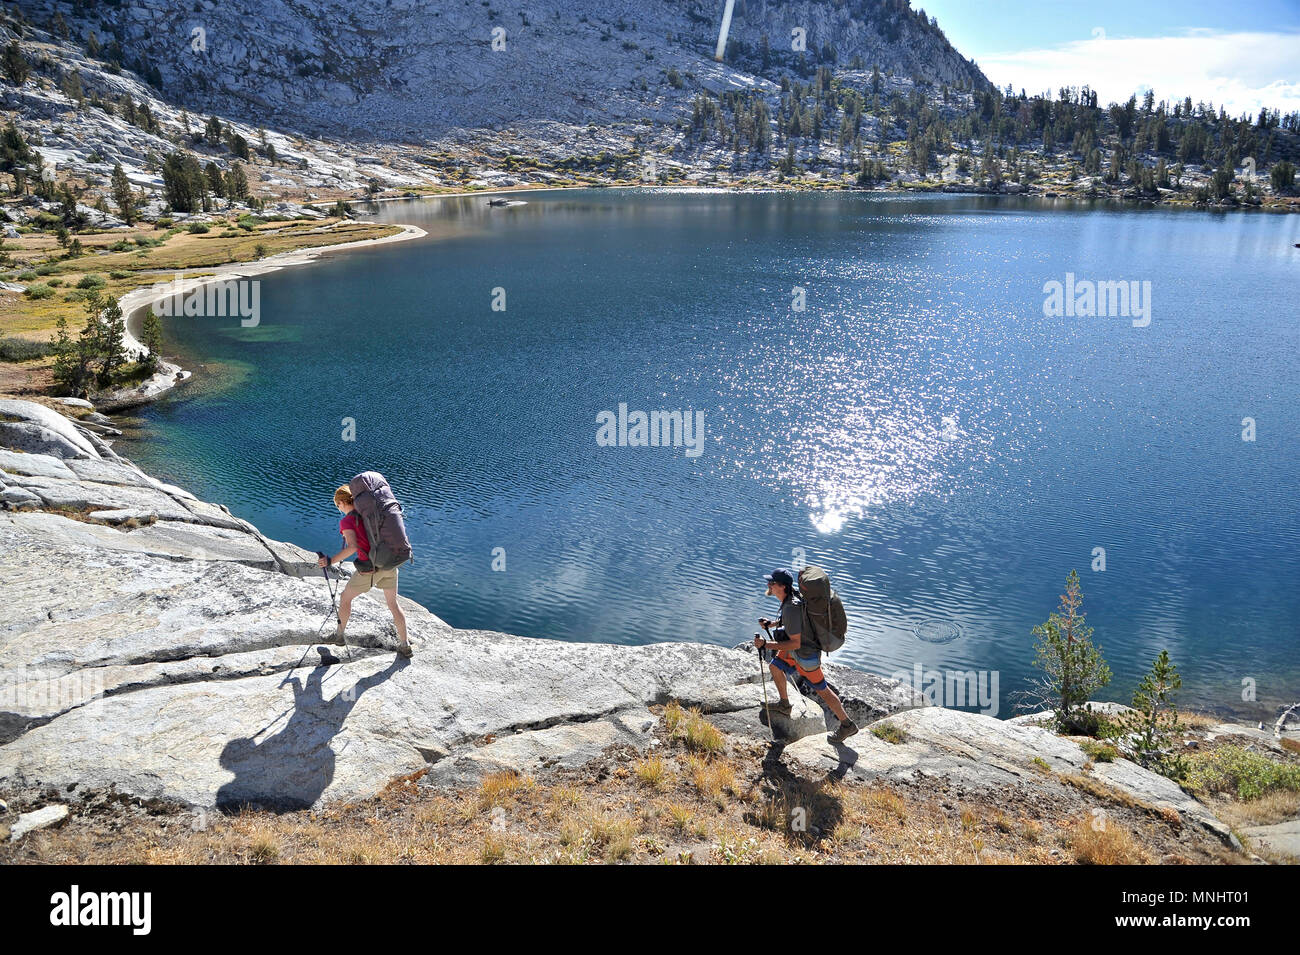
left=121, top=190, right=1300, bottom=718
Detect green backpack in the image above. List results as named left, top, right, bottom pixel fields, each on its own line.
left=798, top=566, right=848, bottom=653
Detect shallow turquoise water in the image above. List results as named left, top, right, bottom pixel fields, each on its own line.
left=124, top=190, right=1300, bottom=718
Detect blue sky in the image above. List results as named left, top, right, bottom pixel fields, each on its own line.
left=916, top=0, right=1300, bottom=115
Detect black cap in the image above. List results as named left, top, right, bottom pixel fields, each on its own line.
left=764, top=568, right=795, bottom=588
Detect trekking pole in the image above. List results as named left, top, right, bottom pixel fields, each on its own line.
left=317, top=552, right=353, bottom=662
left=756, top=630, right=777, bottom=742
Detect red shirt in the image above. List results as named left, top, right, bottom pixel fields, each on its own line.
left=340, top=511, right=369, bottom=562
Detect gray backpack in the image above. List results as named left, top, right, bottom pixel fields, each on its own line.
left=348, top=471, right=412, bottom=571
left=798, top=566, right=847, bottom=653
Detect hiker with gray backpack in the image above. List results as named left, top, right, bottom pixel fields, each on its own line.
left=317, top=471, right=415, bottom=658
left=753, top=567, right=858, bottom=743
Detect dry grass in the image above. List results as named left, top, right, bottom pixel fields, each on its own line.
left=478, top=770, right=532, bottom=809
left=1204, top=789, right=1300, bottom=831
left=1068, top=814, right=1151, bottom=864
left=1177, top=710, right=1222, bottom=731
left=633, top=755, right=672, bottom=791
left=0, top=216, right=406, bottom=394
left=670, top=706, right=725, bottom=754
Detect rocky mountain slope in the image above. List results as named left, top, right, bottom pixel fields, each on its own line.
left=21, top=0, right=986, bottom=139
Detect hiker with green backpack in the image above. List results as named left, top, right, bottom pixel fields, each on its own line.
left=753, top=567, right=858, bottom=743
left=316, top=472, right=415, bottom=658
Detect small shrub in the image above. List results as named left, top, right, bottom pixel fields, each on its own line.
left=187, top=222, right=211, bottom=234
left=1184, top=746, right=1300, bottom=801
left=24, top=283, right=53, bottom=299
left=0, top=337, right=55, bottom=361
left=1080, top=740, right=1118, bottom=762
left=871, top=722, right=906, bottom=744
left=109, top=270, right=131, bottom=279
left=76, top=273, right=106, bottom=289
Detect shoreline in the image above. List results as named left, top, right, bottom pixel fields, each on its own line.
left=109, top=223, right=428, bottom=409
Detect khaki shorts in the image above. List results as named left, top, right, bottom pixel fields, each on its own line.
left=343, top=565, right=398, bottom=596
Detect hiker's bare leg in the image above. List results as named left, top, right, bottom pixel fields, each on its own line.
left=337, top=591, right=355, bottom=633
left=768, top=662, right=790, bottom=703
left=383, top=588, right=408, bottom=645
left=817, top=686, right=849, bottom=722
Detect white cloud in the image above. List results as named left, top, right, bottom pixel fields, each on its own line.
left=977, top=29, right=1300, bottom=116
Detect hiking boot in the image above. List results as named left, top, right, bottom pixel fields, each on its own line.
left=765, top=699, right=793, bottom=718
left=395, top=641, right=413, bottom=659
left=829, top=718, right=859, bottom=743
left=327, top=626, right=346, bottom=647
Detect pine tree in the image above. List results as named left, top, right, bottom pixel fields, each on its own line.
left=84, top=292, right=126, bottom=388
left=1117, top=650, right=1186, bottom=779
left=1030, top=570, right=1112, bottom=734
left=204, top=115, right=224, bottom=144
left=161, top=151, right=206, bottom=212
left=140, top=308, right=163, bottom=372
left=227, top=162, right=250, bottom=201
left=50, top=315, right=99, bottom=398
left=110, top=163, right=134, bottom=223
left=3, top=41, right=29, bottom=86
left=205, top=161, right=226, bottom=199
left=1271, top=160, right=1295, bottom=193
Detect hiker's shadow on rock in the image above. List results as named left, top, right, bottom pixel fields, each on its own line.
left=754, top=750, right=845, bottom=845
left=216, top=655, right=407, bottom=812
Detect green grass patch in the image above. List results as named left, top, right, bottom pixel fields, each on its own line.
left=870, top=722, right=907, bottom=744
left=1080, top=740, right=1118, bottom=762
left=1184, top=746, right=1300, bottom=801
